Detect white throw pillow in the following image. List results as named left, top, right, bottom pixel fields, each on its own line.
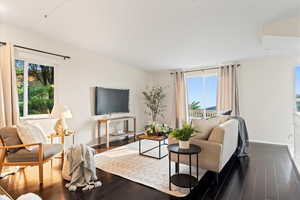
left=16, top=123, right=47, bottom=151
left=17, top=193, right=42, bottom=200
left=191, top=119, right=219, bottom=140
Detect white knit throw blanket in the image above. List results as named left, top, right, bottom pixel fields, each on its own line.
left=65, top=144, right=102, bottom=191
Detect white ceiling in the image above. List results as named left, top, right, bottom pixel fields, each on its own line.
left=0, top=0, right=299, bottom=70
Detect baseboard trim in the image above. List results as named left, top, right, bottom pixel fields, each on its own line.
left=249, top=140, right=287, bottom=146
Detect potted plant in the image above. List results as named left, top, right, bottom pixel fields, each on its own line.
left=169, top=123, right=194, bottom=149
left=142, top=86, right=166, bottom=122
left=145, top=122, right=171, bottom=136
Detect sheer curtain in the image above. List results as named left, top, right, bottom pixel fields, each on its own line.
left=216, top=64, right=240, bottom=116
left=174, top=72, right=187, bottom=128
left=0, top=42, right=19, bottom=127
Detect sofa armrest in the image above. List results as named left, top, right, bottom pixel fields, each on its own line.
left=168, top=137, right=223, bottom=172
left=168, top=136, right=178, bottom=145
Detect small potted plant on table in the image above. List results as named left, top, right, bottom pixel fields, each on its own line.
left=169, top=123, right=194, bottom=149
left=145, top=122, right=171, bottom=136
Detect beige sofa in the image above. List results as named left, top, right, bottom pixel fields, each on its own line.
left=168, top=119, right=239, bottom=174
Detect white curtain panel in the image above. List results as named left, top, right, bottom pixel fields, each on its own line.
left=217, top=64, right=240, bottom=116
left=174, top=71, right=187, bottom=128
left=0, top=43, right=19, bottom=127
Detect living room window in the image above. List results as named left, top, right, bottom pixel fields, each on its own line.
left=15, top=59, right=55, bottom=118
left=185, top=69, right=218, bottom=120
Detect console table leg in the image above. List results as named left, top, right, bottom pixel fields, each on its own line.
left=133, top=118, right=136, bottom=142
left=106, top=122, right=109, bottom=149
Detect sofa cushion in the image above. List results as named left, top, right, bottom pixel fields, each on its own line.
left=0, top=127, right=23, bottom=153
left=7, top=144, right=63, bottom=162
left=191, top=118, right=219, bottom=140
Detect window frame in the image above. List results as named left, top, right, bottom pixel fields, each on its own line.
left=15, top=57, right=56, bottom=119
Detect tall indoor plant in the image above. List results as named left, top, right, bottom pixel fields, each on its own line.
left=169, top=123, right=194, bottom=149
left=142, top=86, right=166, bottom=122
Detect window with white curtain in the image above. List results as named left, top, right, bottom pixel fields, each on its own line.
left=15, top=59, right=55, bottom=118
left=185, top=69, right=218, bottom=120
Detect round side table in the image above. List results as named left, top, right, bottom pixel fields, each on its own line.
left=167, top=144, right=201, bottom=191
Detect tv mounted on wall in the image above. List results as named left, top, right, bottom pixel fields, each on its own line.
left=95, top=87, right=129, bottom=115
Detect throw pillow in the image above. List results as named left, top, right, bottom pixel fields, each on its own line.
left=16, top=123, right=47, bottom=151
left=208, top=126, right=225, bottom=144
left=214, top=115, right=230, bottom=124
left=191, top=119, right=219, bottom=140
left=0, top=127, right=22, bottom=153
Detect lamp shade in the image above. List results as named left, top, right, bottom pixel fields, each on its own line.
left=51, top=104, right=72, bottom=119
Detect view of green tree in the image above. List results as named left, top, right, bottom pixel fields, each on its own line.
left=15, top=60, right=54, bottom=116
left=189, top=100, right=201, bottom=110
left=28, top=63, right=54, bottom=115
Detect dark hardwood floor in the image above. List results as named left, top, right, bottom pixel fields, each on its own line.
left=1, top=140, right=299, bottom=200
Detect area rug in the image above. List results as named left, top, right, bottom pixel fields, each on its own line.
left=95, top=140, right=206, bottom=197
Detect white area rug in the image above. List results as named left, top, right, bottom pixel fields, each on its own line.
left=95, top=140, right=206, bottom=197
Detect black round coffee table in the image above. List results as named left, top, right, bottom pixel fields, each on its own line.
left=167, top=144, right=201, bottom=191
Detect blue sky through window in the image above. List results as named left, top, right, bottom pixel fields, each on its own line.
left=296, top=66, right=300, bottom=96
left=186, top=76, right=218, bottom=109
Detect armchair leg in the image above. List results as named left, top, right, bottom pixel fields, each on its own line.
left=39, top=164, right=43, bottom=184
left=0, top=165, right=3, bottom=177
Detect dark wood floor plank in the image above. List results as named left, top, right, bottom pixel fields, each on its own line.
left=0, top=141, right=299, bottom=200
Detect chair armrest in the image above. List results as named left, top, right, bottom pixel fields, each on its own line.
left=0, top=143, right=44, bottom=162
left=0, top=143, right=42, bottom=149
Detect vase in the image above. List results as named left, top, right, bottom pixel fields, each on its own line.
left=179, top=140, right=190, bottom=149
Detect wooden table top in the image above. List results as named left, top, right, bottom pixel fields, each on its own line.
left=137, top=134, right=167, bottom=141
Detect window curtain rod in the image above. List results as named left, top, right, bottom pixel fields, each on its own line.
left=170, top=64, right=240, bottom=75
left=0, top=41, right=71, bottom=60
left=170, top=66, right=219, bottom=75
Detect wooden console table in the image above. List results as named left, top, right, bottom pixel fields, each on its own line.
left=98, top=116, right=136, bottom=148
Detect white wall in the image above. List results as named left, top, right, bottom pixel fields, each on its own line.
left=151, top=71, right=176, bottom=128
left=239, top=56, right=300, bottom=148
left=0, top=23, right=152, bottom=146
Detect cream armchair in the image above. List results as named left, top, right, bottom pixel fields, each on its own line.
left=168, top=119, right=239, bottom=180
left=0, top=127, right=63, bottom=184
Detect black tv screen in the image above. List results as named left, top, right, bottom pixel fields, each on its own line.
left=95, top=87, right=129, bottom=115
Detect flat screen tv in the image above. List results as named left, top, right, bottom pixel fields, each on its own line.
left=95, top=87, right=129, bottom=115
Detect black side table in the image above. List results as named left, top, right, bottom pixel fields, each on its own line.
left=168, top=144, right=201, bottom=191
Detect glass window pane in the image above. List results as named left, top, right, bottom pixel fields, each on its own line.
left=28, top=63, right=54, bottom=115
left=15, top=60, right=24, bottom=117
left=186, top=74, right=218, bottom=119
left=186, top=77, right=204, bottom=119
left=204, top=76, right=218, bottom=118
